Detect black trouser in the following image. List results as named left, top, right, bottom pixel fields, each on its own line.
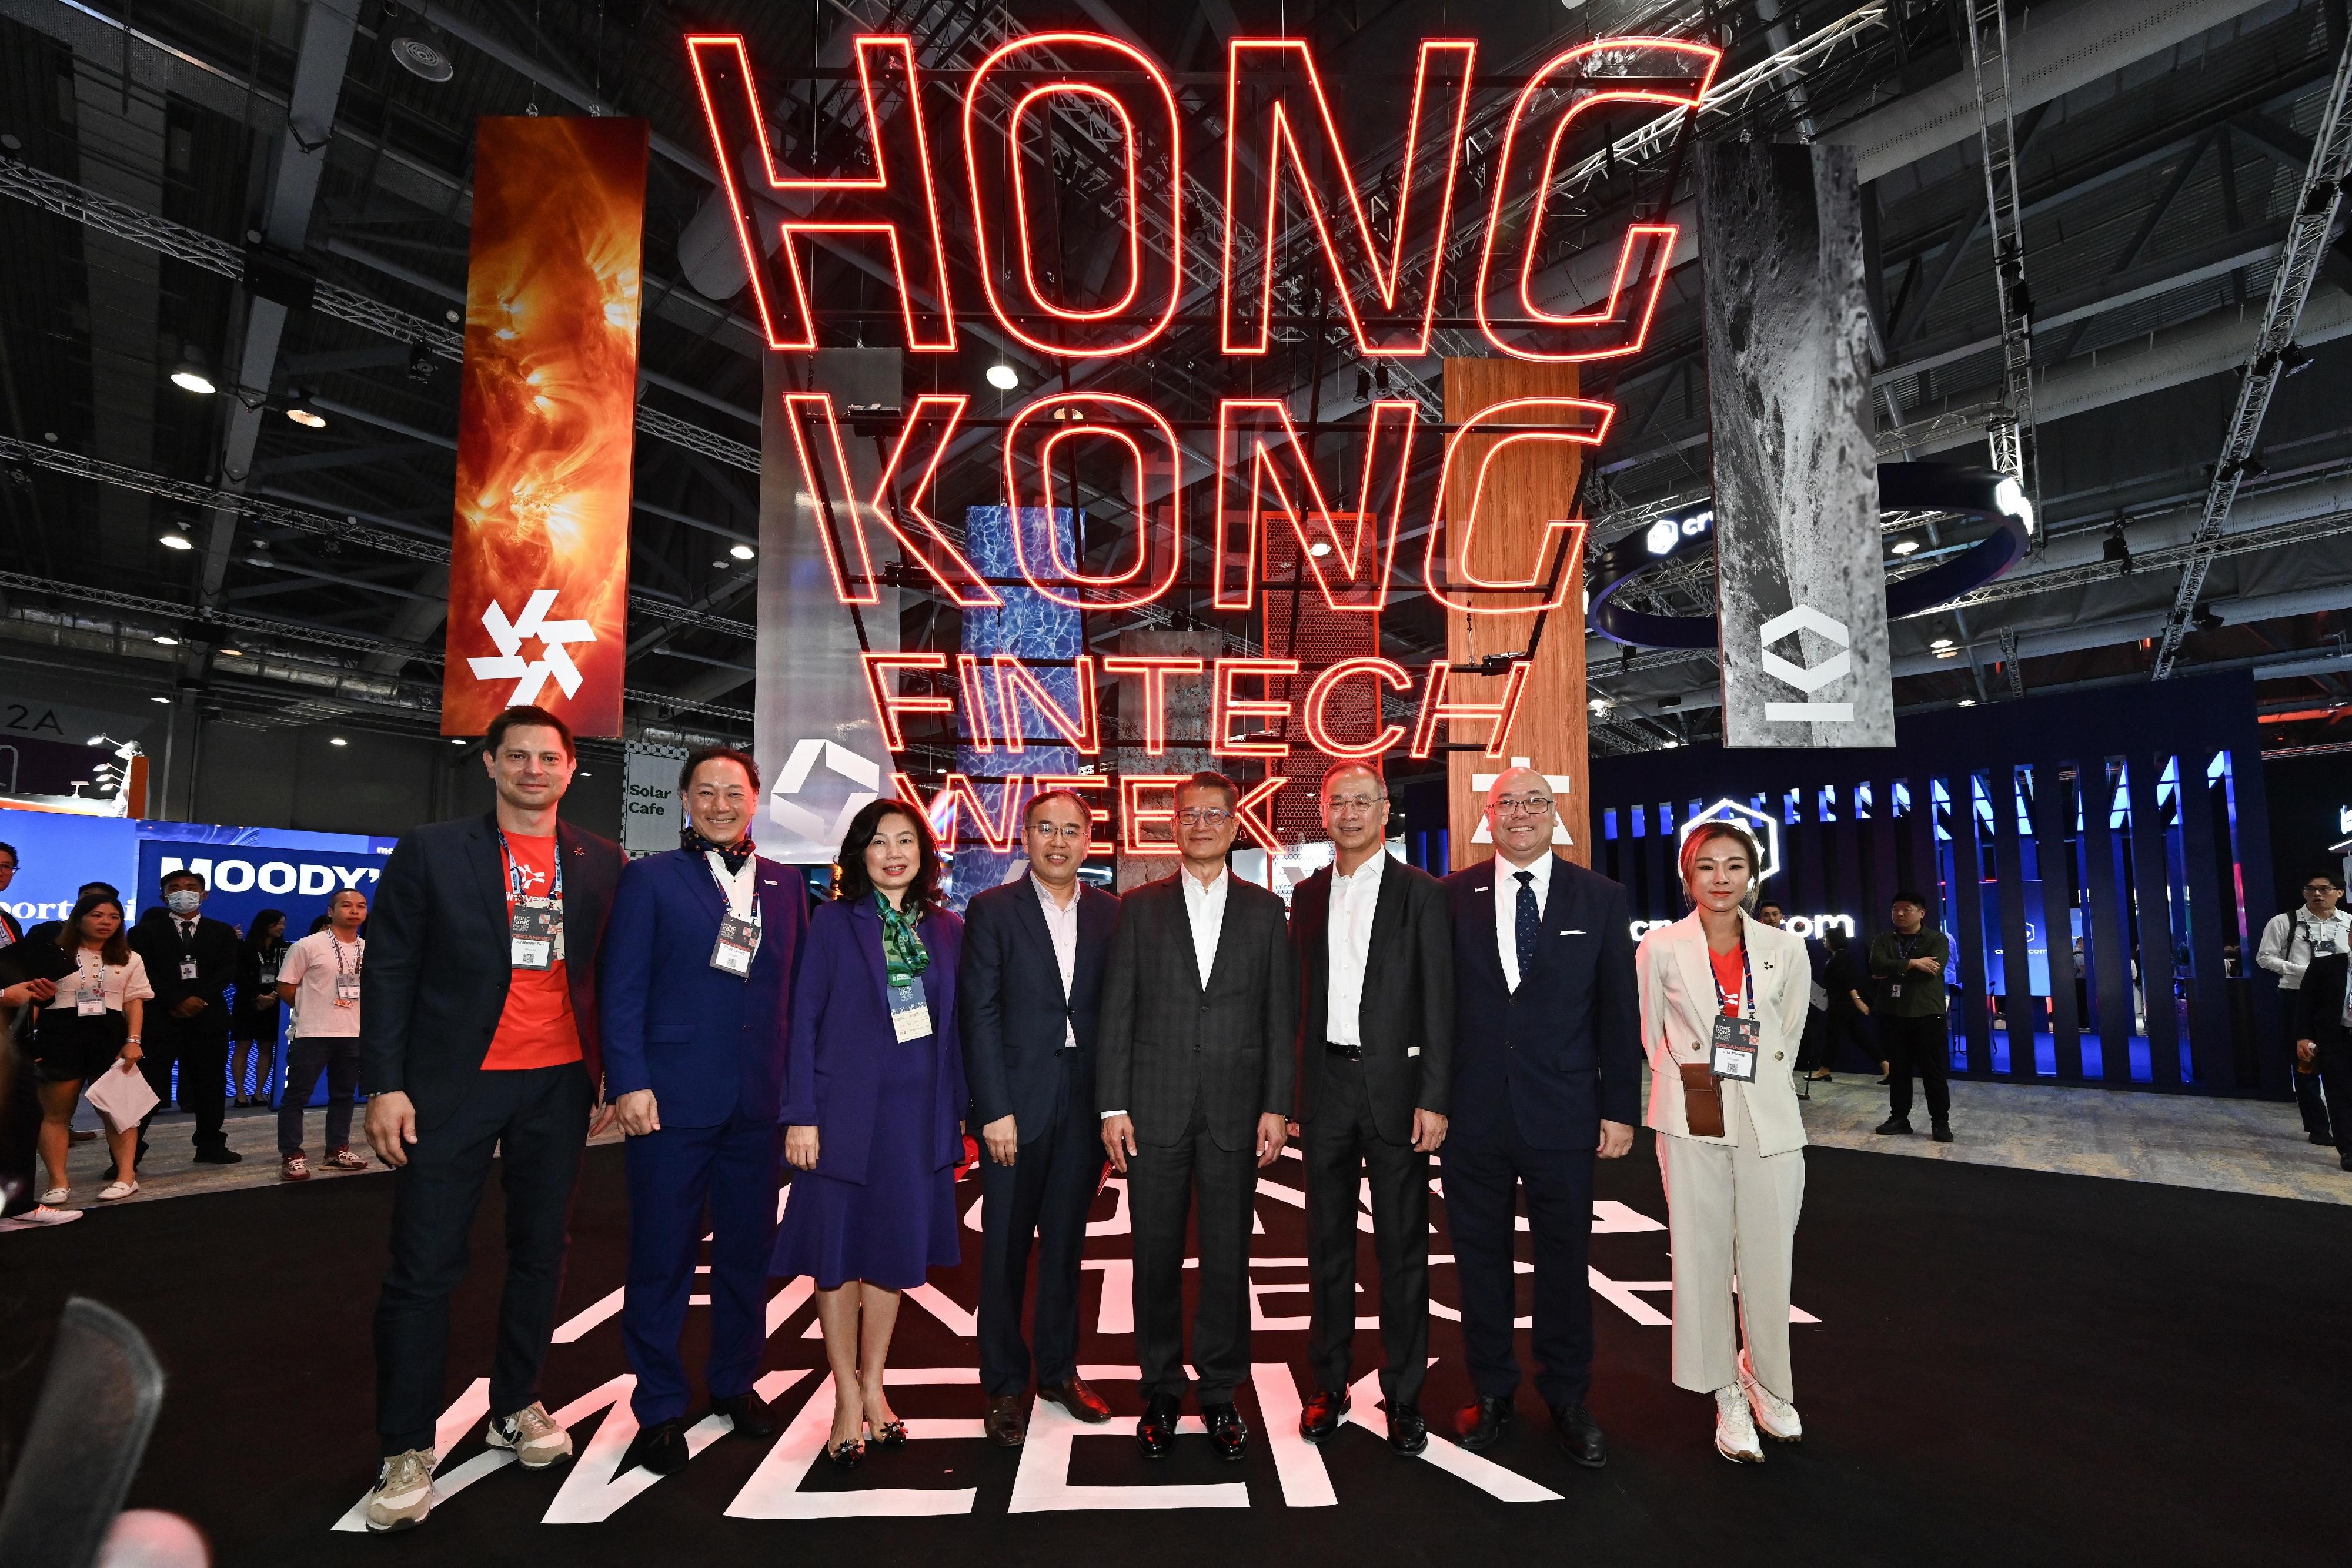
left=2284, top=1005, right=2334, bottom=1139
left=1126, top=1093, right=1255, bottom=1405
left=137, top=1011, right=229, bottom=1154
left=1881, top=1012, right=1951, bottom=1124
left=1302, top=1054, right=1429, bottom=1409
left=374, top=1063, right=591, bottom=1456
left=1441, top=1109, right=1598, bottom=1412
left=1, top=1034, right=42, bottom=1218
left=978, top=1054, right=1102, bottom=1397
left=1795, top=1008, right=1829, bottom=1073
left=278, top=1037, right=361, bottom=1156
left=2316, top=1042, right=2352, bottom=1153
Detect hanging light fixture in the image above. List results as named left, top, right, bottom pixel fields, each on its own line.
left=985, top=362, right=1019, bottom=390
left=169, top=348, right=215, bottom=395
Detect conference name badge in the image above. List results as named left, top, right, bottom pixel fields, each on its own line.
left=888, top=977, right=931, bottom=1043
left=711, top=913, right=760, bottom=977
left=1710, top=1014, right=1760, bottom=1082
left=180, top=959, right=199, bottom=981
left=76, top=979, right=105, bottom=1017
left=510, top=895, right=562, bottom=971
left=335, top=975, right=361, bottom=1005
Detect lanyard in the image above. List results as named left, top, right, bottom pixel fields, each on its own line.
left=1710, top=941, right=1754, bottom=1019
left=330, top=935, right=363, bottom=975
left=706, top=852, right=760, bottom=925
left=500, top=835, right=562, bottom=904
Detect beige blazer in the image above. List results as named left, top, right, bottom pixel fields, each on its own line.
left=1637, top=910, right=1810, bottom=1156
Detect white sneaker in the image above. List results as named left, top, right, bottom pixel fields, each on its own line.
left=97, top=1181, right=137, bottom=1202
left=365, top=1447, right=435, bottom=1532
left=1739, top=1349, right=1802, bottom=1442
left=485, top=1401, right=573, bottom=1468
left=1713, top=1385, right=1763, bottom=1463
left=0, top=1204, right=84, bottom=1231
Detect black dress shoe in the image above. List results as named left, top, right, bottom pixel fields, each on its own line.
left=1136, top=1393, right=1180, bottom=1459
left=1201, top=1402, right=1249, bottom=1462
left=192, top=1147, right=243, bottom=1164
left=985, top=1394, right=1027, bottom=1448
left=1038, top=1376, right=1112, bottom=1423
left=2312, top=1132, right=2336, bottom=1146
left=1875, top=1116, right=1913, bottom=1135
left=622, top=1417, right=689, bottom=1476
left=711, top=1391, right=776, bottom=1439
left=1455, top=1394, right=1515, bottom=1452
left=1930, top=1122, right=1953, bottom=1143
left=1299, top=1388, right=1350, bottom=1443
left=2340, top=1151, right=2352, bottom=1172
left=1386, top=1402, right=1428, bottom=1455
left=1551, top=1403, right=1607, bottom=1468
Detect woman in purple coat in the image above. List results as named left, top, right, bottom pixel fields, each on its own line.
left=774, top=799, right=967, bottom=1469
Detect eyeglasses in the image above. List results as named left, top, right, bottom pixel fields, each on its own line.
left=1492, top=794, right=1555, bottom=816
left=2305, top=885, right=2338, bottom=895
left=1176, top=808, right=1231, bottom=827
left=1323, top=793, right=1384, bottom=813
left=1029, top=822, right=1089, bottom=841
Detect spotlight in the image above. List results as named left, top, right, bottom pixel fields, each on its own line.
left=1589, top=696, right=1612, bottom=714
left=985, top=362, right=1019, bottom=390
left=330, top=736, right=349, bottom=747
left=387, top=29, right=455, bottom=83
left=149, top=696, right=171, bottom=704
left=153, top=634, right=179, bottom=647
left=219, top=647, right=244, bottom=657
left=158, top=531, right=193, bottom=551
left=729, top=543, right=756, bottom=560
left=1891, top=539, right=1920, bottom=556
left=169, top=349, right=215, bottom=395
left=1307, top=540, right=1332, bottom=557
left=1929, top=637, right=1954, bottom=650
left=406, top=342, right=437, bottom=386
left=1935, top=647, right=1961, bottom=660
left=2193, top=603, right=2224, bottom=633
left=1354, top=367, right=1373, bottom=402
left=2103, top=525, right=2133, bottom=572
left=450, top=737, right=468, bottom=746
left=1374, top=363, right=1392, bottom=393
left=286, top=406, right=326, bottom=429
left=1957, top=698, right=1976, bottom=708
left=1659, top=738, right=1681, bottom=750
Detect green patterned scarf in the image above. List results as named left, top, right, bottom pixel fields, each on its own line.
left=875, top=892, right=931, bottom=987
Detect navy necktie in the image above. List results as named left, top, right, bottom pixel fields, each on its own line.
left=1514, top=870, right=1538, bottom=985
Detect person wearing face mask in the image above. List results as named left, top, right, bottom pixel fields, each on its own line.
left=1638, top=821, right=1812, bottom=1464
left=596, top=747, right=810, bottom=1477
left=127, top=868, right=242, bottom=1171
left=773, top=799, right=967, bottom=1471
left=960, top=790, right=1121, bottom=1448
left=1442, top=766, right=1638, bottom=1466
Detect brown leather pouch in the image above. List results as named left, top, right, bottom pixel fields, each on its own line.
left=1679, top=1062, right=1725, bottom=1138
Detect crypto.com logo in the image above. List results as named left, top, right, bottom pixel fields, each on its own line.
left=1758, top=604, right=1853, bottom=723
left=467, top=589, right=595, bottom=707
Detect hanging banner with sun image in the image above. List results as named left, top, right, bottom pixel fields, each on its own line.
left=440, top=115, right=647, bottom=738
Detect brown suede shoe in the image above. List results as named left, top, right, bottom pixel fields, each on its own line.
left=1038, top=1376, right=1112, bottom=1423
left=985, top=1394, right=1027, bottom=1447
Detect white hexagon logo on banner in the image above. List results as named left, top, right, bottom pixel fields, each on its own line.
left=1678, top=797, right=1782, bottom=884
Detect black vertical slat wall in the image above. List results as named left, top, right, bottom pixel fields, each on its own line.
left=1586, top=671, right=2281, bottom=1097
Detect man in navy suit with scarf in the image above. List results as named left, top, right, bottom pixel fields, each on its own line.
left=1442, top=765, right=1641, bottom=1466
left=599, top=747, right=810, bottom=1475
left=960, top=789, right=1120, bottom=1446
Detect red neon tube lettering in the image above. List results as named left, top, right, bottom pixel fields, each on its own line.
left=1423, top=398, right=1606, bottom=616
left=683, top=34, right=957, bottom=352
left=1408, top=659, right=1534, bottom=760
left=1474, top=38, right=1720, bottom=362
left=1001, top=394, right=1182, bottom=609
left=1118, top=774, right=1191, bottom=857
left=862, top=653, right=952, bottom=751
left=993, top=654, right=1101, bottom=755
left=1101, top=656, right=1205, bottom=755
left=1302, top=657, right=1412, bottom=761
left=781, top=393, right=1000, bottom=609
left=1214, top=399, right=1418, bottom=614
left=1031, top=774, right=1115, bottom=857
left=1212, top=658, right=1301, bottom=758
left=892, top=771, right=1024, bottom=854
left=1230, top=775, right=1287, bottom=852
left=956, top=653, right=995, bottom=752
left=1222, top=38, right=1476, bottom=357
left=964, top=34, right=1182, bottom=357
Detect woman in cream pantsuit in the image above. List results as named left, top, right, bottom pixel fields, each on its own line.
left=1635, top=821, right=1810, bottom=1463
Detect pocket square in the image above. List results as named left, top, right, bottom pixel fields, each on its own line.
left=1559, top=928, right=1585, bottom=936
left=1406, top=1047, right=1422, bottom=1058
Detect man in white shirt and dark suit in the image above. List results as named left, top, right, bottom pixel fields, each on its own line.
left=961, top=789, right=1120, bottom=1447
left=1441, top=766, right=1641, bottom=1466
left=1098, top=771, right=1298, bottom=1465
left=1287, top=763, right=1453, bottom=1454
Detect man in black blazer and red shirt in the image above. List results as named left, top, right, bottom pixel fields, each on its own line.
left=2291, top=945, right=2352, bottom=1172
left=961, top=789, right=1120, bottom=1446
left=1442, top=766, right=1640, bottom=1467
left=1288, top=762, right=1453, bottom=1455
left=356, top=705, right=624, bottom=1533
left=1099, top=771, right=1298, bottom=1465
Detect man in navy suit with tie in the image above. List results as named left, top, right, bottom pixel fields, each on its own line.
left=960, top=789, right=1120, bottom=1446
left=1441, top=765, right=1640, bottom=1467
left=599, top=747, right=810, bottom=1476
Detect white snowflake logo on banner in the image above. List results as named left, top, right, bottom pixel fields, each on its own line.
left=467, top=588, right=595, bottom=706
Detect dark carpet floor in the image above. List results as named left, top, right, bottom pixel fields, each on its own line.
left=3, top=1133, right=2346, bottom=1566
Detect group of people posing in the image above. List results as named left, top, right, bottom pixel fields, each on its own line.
left=353, top=703, right=1818, bottom=1533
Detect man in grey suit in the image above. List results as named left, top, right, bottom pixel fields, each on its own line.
left=1100, top=770, right=1298, bottom=1465
left=1287, top=762, right=1453, bottom=1455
